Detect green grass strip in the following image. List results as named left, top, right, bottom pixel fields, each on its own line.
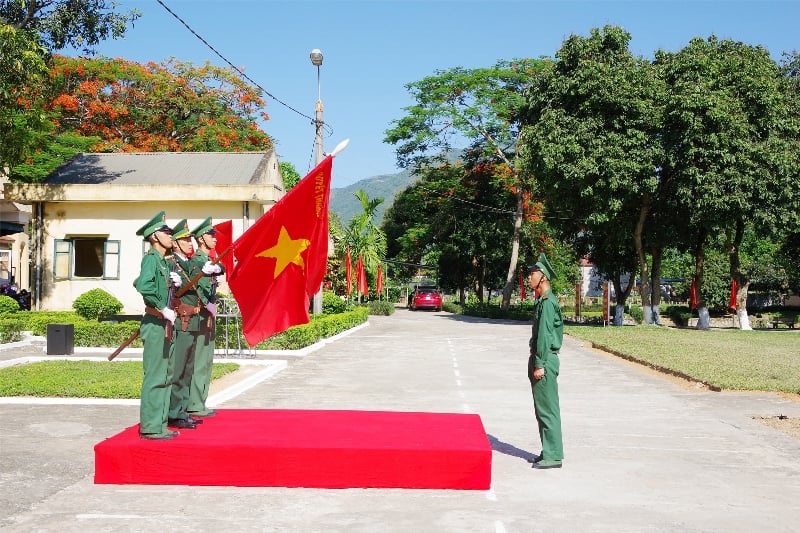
left=566, top=325, right=800, bottom=394
left=0, top=361, right=239, bottom=398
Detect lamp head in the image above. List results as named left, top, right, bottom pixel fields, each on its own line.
left=310, top=49, right=323, bottom=66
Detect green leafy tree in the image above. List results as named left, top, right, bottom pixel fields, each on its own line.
left=331, top=190, right=386, bottom=300
left=0, top=0, right=139, bottom=169
left=0, top=0, right=140, bottom=53
left=0, top=23, right=49, bottom=170
left=657, top=36, right=799, bottom=328
left=279, top=161, right=302, bottom=191
left=521, top=26, right=666, bottom=324
left=385, top=59, right=549, bottom=310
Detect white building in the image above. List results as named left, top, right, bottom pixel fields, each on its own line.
left=2, top=151, right=284, bottom=313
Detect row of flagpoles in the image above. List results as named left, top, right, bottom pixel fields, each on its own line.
left=344, top=248, right=383, bottom=298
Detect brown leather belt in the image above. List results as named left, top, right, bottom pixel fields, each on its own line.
left=144, top=306, right=164, bottom=319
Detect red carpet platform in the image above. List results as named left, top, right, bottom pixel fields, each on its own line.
left=94, top=409, right=492, bottom=489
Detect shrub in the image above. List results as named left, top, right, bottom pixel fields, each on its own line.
left=0, top=317, right=25, bottom=343
left=442, top=300, right=462, bottom=314
left=25, top=312, right=85, bottom=336
left=73, top=320, right=141, bottom=348
left=628, top=304, right=644, bottom=324
left=322, top=290, right=346, bottom=314
left=367, top=300, right=394, bottom=316
left=72, top=289, right=123, bottom=320
left=0, top=295, right=19, bottom=314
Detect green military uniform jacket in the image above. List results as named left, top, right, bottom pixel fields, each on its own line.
left=529, top=288, right=564, bottom=363
left=171, top=254, right=203, bottom=332
left=134, top=249, right=171, bottom=309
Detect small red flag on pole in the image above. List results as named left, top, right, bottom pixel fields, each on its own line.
left=519, top=268, right=527, bottom=300
left=376, top=263, right=383, bottom=296
left=345, top=247, right=352, bottom=296
left=690, top=278, right=698, bottom=310
left=729, top=278, right=738, bottom=310
left=356, top=255, right=368, bottom=295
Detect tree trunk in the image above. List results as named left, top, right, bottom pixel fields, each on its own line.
left=611, top=275, right=633, bottom=326
left=500, top=188, right=524, bottom=310
left=728, top=219, right=752, bottom=330
left=633, top=195, right=652, bottom=323
left=647, top=245, right=663, bottom=325
left=694, top=229, right=710, bottom=330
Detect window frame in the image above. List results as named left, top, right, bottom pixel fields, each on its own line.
left=53, top=237, right=121, bottom=280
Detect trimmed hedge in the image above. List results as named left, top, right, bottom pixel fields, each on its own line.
left=0, top=305, right=370, bottom=352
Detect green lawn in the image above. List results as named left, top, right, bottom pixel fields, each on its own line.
left=566, top=325, right=800, bottom=394
left=0, top=360, right=239, bottom=398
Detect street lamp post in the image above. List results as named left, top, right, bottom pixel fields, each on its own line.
left=310, top=48, right=324, bottom=315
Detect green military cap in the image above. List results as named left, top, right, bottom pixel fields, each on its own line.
left=191, top=216, right=217, bottom=237
left=171, top=219, right=191, bottom=239
left=529, top=252, right=558, bottom=280
left=136, top=211, right=171, bottom=238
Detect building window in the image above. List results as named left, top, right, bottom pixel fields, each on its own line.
left=53, top=238, right=121, bottom=280
left=0, top=248, right=11, bottom=285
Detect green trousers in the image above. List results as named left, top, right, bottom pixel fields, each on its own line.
left=528, top=353, right=564, bottom=461
left=169, top=326, right=197, bottom=421
left=188, top=312, right=215, bottom=413
left=139, top=315, right=173, bottom=435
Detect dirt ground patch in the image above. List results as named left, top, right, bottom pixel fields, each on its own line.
left=755, top=416, right=800, bottom=440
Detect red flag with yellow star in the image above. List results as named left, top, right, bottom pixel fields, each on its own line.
left=228, top=156, right=332, bottom=346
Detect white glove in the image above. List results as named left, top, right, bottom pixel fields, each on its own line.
left=205, top=302, right=217, bottom=317
left=202, top=261, right=222, bottom=275
left=169, top=271, right=182, bottom=288
left=161, top=307, right=176, bottom=324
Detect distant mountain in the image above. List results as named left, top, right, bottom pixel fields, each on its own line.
left=330, top=167, right=418, bottom=226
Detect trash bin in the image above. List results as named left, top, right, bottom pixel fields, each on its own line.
left=47, top=323, right=74, bottom=355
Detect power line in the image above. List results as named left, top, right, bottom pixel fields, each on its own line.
left=414, top=184, right=579, bottom=222
left=155, top=0, right=313, bottom=124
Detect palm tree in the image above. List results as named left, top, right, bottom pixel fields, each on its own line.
left=332, top=190, right=387, bottom=298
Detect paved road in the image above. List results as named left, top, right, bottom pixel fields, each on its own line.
left=1, top=309, right=800, bottom=532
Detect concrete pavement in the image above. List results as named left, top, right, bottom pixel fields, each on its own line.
left=1, top=309, right=799, bottom=532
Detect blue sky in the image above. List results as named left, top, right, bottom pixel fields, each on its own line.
left=68, top=0, right=799, bottom=187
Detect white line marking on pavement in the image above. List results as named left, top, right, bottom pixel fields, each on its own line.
left=494, top=520, right=507, bottom=532
left=207, top=360, right=287, bottom=406
left=77, top=514, right=147, bottom=520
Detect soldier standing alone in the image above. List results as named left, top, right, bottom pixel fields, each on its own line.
left=527, top=253, right=564, bottom=469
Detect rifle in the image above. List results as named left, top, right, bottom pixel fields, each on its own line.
left=175, top=245, right=233, bottom=298
left=107, top=245, right=233, bottom=361
left=108, top=328, right=140, bottom=361
left=164, top=258, right=178, bottom=339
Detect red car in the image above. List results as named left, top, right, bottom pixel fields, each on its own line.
left=409, top=287, right=442, bottom=311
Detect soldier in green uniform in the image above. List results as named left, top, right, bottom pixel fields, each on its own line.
left=527, top=253, right=564, bottom=469
left=187, top=217, right=224, bottom=418
left=166, top=219, right=202, bottom=430
left=134, top=211, right=181, bottom=440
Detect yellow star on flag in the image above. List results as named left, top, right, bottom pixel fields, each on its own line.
left=256, top=226, right=310, bottom=278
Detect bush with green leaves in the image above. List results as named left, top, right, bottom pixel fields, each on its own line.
left=0, top=295, right=19, bottom=314
left=72, top=288, right=123, bottom=320
left=322, top=290, right=347, bottom=314
left=367, top=300, right=394, bottom=316
left=25, top=311, right=85, bottom=336
left=0, top=317, right=25, bottom=343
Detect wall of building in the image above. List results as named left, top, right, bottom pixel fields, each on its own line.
left=36, top=199, right=273, bottom=313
